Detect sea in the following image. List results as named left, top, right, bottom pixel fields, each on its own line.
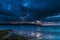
left=0, top=25, right=60, bottom=40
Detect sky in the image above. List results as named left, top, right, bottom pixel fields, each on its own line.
left=0, top=0, right=60, bottom=22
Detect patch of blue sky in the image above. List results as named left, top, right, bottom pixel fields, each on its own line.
left=23, top=3, right=29, bottom=7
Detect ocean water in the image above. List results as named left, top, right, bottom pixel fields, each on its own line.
left=0, top=25, right=60, bottom=40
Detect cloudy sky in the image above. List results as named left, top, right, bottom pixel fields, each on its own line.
left=0, top=0, right=60, bottom=22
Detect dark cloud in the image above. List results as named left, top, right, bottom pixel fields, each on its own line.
left=0, top=0, right=60, bottom=21
left=28, top=0, right=60, bottom=18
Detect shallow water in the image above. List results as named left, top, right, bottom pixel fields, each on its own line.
left=0, top=25, right=60, bottom=40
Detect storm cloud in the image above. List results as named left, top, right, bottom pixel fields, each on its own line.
left=0, top=0, right=60, bottom=21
